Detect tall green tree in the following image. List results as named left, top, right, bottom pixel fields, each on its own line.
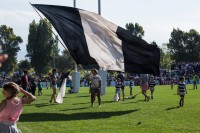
left=167, top=28, right=200, bottom=62
left=125, top=22, right=144, bottom=38
left=26, top=19, right=59, bottom=74
left=0, top=25, right=22, bottom=73
left=160, top=44, right=173, bottom=69
left=55, top=50, right=75, bottom=72
left=18, top=59, right=31, bottom=70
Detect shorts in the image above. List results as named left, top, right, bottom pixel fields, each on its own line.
left=0, top=122, right=21, bottom=133
left=150, top=87, right=154, bottom=91
left=179, top=95, right=185, bottom=98
left=52, top=85, right=57, bottom=89
left=91, top=87, right=100, bottom=95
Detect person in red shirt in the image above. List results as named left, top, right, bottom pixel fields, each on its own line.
left=21, top=70, right=30, bottom=92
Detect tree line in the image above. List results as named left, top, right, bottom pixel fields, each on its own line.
left=0, top=20, right=200, bottom=75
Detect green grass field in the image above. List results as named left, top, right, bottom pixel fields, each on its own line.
left=1, top=85, right=200, bottom=133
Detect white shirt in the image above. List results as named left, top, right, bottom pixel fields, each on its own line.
left=89, top=75, right=102, bottom=88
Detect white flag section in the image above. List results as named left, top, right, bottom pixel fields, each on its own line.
left=80, top=10, right=124, bottom=71
left=56, top=78, right=67, bottom=103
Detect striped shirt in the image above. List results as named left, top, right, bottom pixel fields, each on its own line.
left=115, top=81, right=123, bottom=89
left=178, top=82, right=186, bottom=95
left=149, top=80, right=156, bottom=87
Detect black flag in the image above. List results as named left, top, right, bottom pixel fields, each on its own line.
left=32, top=4, right=160, bottom=75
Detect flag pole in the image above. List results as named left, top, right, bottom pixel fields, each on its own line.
left=72, top=0, right=81, bottom=93
left=98, top=0, right=101, bottom=15
left=97, top=0, right=106, bottom=95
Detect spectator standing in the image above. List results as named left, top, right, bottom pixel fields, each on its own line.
left=89, top=69, right=102, bottom=107
left=49, top=68, right=58, bottom=103
left=177, top=76, right=187, bottom=106
left=140, top=74, right=150, bottom=101
left=117, top=71, right=125, bottom=101
left=21, top=70, right=30, bottom=92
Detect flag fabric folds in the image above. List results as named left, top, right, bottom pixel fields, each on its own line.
left=32, top=4, right=160, bottom=75
left=56, top=78, right=67, bottom=103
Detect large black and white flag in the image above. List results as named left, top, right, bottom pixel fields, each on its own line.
left=32, top=4, right=160, bottom=75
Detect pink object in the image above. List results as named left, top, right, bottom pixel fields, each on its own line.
left=0, top=99, right=23, bottom=122
left=141, top=83, right=148, bottom=91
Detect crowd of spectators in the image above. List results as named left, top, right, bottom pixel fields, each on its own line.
left=0, top=62, right=200, bottom=88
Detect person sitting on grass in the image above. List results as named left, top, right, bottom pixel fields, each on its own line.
left=177, top=76, right=187, bottom=107
left=0, top=82, right=36, bottom=132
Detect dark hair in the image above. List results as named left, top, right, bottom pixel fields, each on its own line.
left=92, top=69, right=98, bottom=74
left=3, top=82, right=20, bottom=99
left=52, top=68, right=57, bottom=73
left=24, top=70, right=28, bottom=74
left=179, top=76, right=184, bottom=81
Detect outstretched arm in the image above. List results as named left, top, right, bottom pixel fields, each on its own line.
left=20, top=87, right=36, bottom=104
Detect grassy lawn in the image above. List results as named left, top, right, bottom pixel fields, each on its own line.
left=1, top=84, right=200, bottom=133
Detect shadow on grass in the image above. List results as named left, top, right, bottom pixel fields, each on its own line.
left=60, top=107, right=90, bottom=111
left=20, top=109, right=139, bottom=122
left=72, top=102, right=90, bottom=105
left=102, top=101, right=115, bottom=104
left=165, top=106, right=180, bottom=111
left=35, top=103, right=59, bottom=108
left=122, top=100, right=144, bottom=104
left=75, top=95, right=90, bottom=98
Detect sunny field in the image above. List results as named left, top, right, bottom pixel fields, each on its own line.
left=1, top=84, right=200, bottom=133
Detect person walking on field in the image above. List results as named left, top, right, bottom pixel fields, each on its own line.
left=148, top=75, right=156, bottom=99
left=49, top=68, right=58, bottom=103
left=117, top=71, right=125, bottom=101
left=140, top=74, right=150, bottom=101
left=89, top=69, right=102, bottom=107
left=177, top=76, right=187, bottom=107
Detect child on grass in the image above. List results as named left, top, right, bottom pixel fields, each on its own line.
left=177, top=76, right=187, bottom=107
left=148, top=76, right=156, bottom=99
left=140, top=74, right=150, bottom=102
left=170, top=78, right=174, bottom=90
left=129, top=76, right=134, bottom=96
left=0, top=82, right=36, bottom=132
left=37, top=80, right=43, bottom=96
left=115, top=78, right=123, bottom=101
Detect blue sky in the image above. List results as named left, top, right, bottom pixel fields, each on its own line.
left=1, top=0, right=200, bottom=61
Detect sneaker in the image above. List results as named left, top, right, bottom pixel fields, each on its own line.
left=98, top=105, right=101, bottom=108
left=151, top=96, right=153, bottom=99
left=91, top=104, right=94, bottom=107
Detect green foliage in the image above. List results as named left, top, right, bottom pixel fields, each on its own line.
left=26, top=19, right=59, bottom=74
left=167, top=28, right=200, bottom=62
left=0, top=25, right=22, bottom=73
left=1, top=85, right=198, bottom=133
left=18, top=59, right=31, bottom=70
left=55, top=50, right=75, bottom=71
left=125, top=22, right=144, bottom=38
left=160, top=44, right=173, bottom=69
